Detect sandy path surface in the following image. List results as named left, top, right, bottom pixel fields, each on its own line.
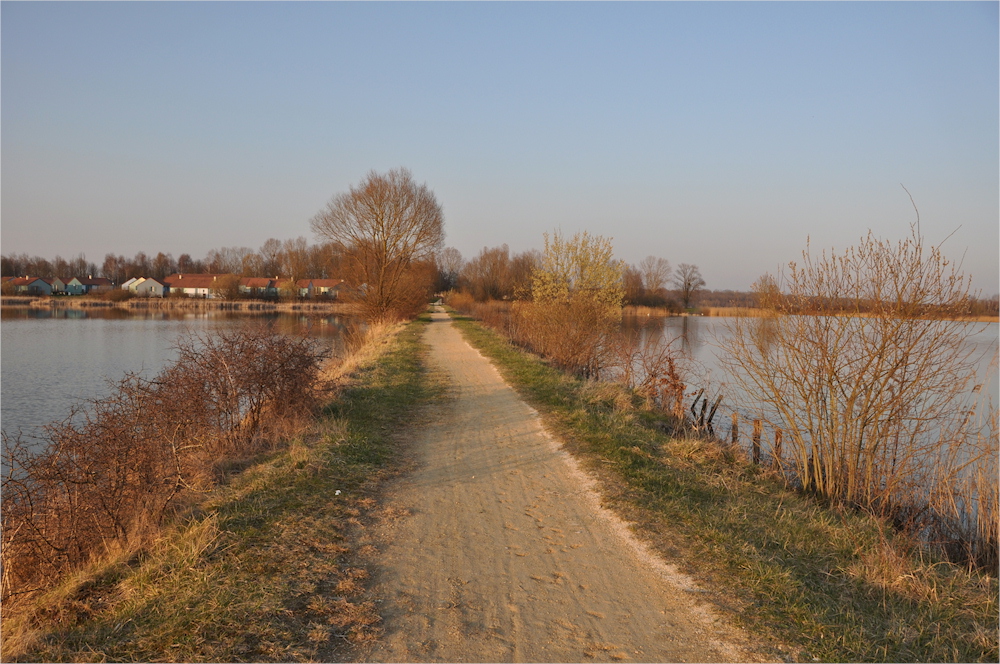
left=360, top=311, right=763, bottom=663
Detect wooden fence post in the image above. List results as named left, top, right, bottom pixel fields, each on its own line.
left=706, top=395, right=723, bottom=437
left=773, top=428, right=783, bottom=468
left=752, top=419, right=762, bottom=465
left=690, top=388, right=705, bottom=419
left=730, top=412, right=739, bottom=446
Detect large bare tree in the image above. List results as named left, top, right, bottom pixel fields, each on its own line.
left=673, top=263, right=706, bottom=309
left=310, top=168, right=444, bottom=321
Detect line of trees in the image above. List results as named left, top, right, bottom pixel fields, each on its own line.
left=441, top=244, right=710, bottom=312
left=1, top=238, right=346, bottom=286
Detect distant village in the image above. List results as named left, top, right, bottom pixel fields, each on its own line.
left=0, top=274, right=345, bottom=300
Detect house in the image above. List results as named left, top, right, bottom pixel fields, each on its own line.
left=9, top=276, right=54, bottom=296
left=295, top=279, right=345, bottom=300
left=162, top=273, right=231, bottom=298
left=134, top=277, right=167, bottom=298
left=50, top=278, right=68, bottom=294
left=65, top=276, right=113, bottom=295
left=239, top=277, right=280, bottom=298
left=121, top=277, right=141, bottom=290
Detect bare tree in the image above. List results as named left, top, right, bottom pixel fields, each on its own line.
left=281, top=237, right=311, bottom=284
left=102, top=254, right=126, bottom=285
left=151, top=252, right=176, bottom=280
left=509, top=249, right=541, bottom=299
left=259, top=238, right=284, bottom=278
left=437, top=246, right=464, bottom=292
left=462, top=245, right=512, bottom=301
left=639, top=255, right=671, bottom=297
left=622, top=264, right=644, bottom=304
left=673, top=263, right=705, bottom=309
left=206, top=246, right=254, bottom=275
left=310, top=168, right=444, bottom=321
left=130, top=252, right=151, bottom=279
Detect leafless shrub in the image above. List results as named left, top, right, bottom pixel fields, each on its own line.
left=1, top=325, right=326, bottom=604
left=606, top=332, right=689, bottom=426
left=720, top=224, right=997, bottom=568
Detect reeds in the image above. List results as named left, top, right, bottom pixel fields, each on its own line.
left=701, top=306, right=770, bottom=317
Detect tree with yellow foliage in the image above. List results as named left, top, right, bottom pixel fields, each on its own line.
left=522, top=230, right=624, bottom=378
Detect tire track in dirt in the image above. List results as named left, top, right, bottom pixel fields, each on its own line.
left=359, top=311, right=766, bottom=662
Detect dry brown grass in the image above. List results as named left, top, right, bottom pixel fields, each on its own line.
left=622, top=304, right=675, bottom=317
left=318, top=320, right=403, bottom=386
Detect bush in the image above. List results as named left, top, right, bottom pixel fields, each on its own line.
left=1, top=325, right=326, bottom=604
left=720, top=225, right=998, bottom=568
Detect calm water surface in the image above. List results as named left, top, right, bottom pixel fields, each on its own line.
left=3, top=310, right=996, bottom=442
left=622, top=314, right=999, bottom=420
left=1, top=308, right=356, bottom=439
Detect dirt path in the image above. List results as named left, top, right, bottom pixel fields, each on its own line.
left=359, top=311, right=765, bottom=663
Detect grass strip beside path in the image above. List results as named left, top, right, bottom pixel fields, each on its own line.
left=450, top=312, right=999, bottom=663
left=10, top=316, right=439, bottom=663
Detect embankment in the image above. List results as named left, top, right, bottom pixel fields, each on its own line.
left=1, top=317, right=431, bottom=662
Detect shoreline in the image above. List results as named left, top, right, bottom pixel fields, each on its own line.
left=623, top=304, right=999, bottom=323
left=1, top=295, right=362, bottom=315
left=4, top=297, right=995, bottom=323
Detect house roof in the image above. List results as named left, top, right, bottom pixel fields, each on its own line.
left=239, top=277, right=278, bottom=289
left=296, top=279, right=344, bottom=288
left=75, top=276, right=112, bottom=287
left=162, top=273, right=231, bottom=289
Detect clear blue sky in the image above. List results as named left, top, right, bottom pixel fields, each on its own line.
left=3, top=1, right=997, bottom=293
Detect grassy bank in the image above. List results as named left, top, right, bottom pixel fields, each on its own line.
left=4, top=316, right=439, bottom=662
left=449, top=312, right=998, bottom=663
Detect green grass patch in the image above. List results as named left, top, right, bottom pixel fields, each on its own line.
left=449, top=312, right=999, bottom=663
left=10, top=317, right=441, bottom=663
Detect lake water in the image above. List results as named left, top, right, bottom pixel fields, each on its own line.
left=621, top=314, right=999, bottom=427
left=3, top=310, right=996, bottom=446
left=1, top=308, right=357, bottom=440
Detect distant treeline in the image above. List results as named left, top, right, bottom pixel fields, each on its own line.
left=5, top=240, right=997, bottom=317
left=1, top=237, right=345, bottom=284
